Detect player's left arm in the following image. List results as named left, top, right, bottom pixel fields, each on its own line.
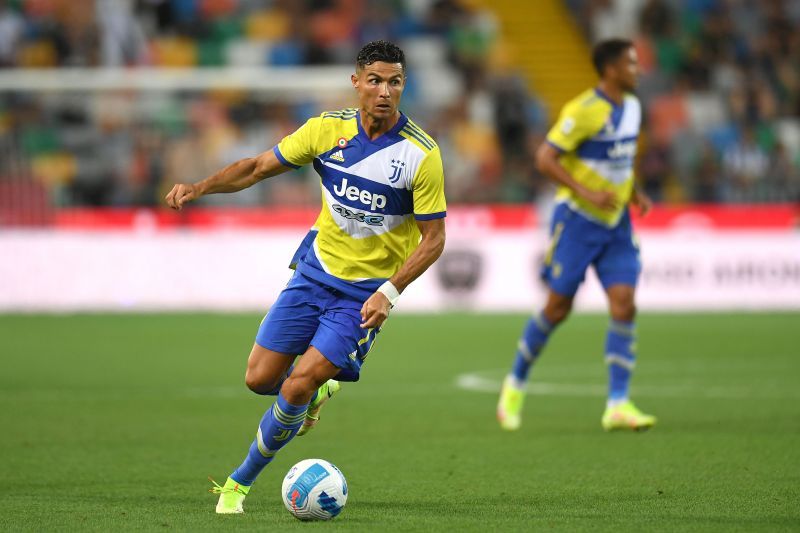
left=359, top=218, right=445, bottom=329
left=630, top=100, right=652, bottom=217
left=360, top=145, right=447, bottom=329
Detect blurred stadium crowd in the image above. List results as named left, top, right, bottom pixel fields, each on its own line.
left=0, top=0, right=798, bottom=216
left=573, top=0, right=800, bottom=202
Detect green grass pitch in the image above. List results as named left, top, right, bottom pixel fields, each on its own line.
left=1, top=312, right=798, bottom=531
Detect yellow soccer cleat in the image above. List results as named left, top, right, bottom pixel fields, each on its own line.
left=210, top=476, right=250, bottom=514
left=497, top=375, right=525, bottom=431
left=601, top=400, right=657, bottom=432
left=297, top=379, right=340, bottom=437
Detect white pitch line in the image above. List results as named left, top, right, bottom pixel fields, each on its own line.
left=177, top=371, right=796, bottom=400
left=455, top=369, right=798, bottom=400
left=456, top=373, right=606, bottom=397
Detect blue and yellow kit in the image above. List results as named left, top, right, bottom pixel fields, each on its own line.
left=546, top=88, right=641, bottom=227
left=256, top=108, right=446, bottom=377
left=273, top=107, right=446, bottom=300
left=542, top=88, right=642, bottom=296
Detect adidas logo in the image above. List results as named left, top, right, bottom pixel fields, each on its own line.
left=330, top=150, right=345, bottom=162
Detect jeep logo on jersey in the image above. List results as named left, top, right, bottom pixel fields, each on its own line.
left=607, top=140, right=637, bottom=159
left=332, top=177, right=387, bottom=211
left=333, top=204, right=385, bottom=226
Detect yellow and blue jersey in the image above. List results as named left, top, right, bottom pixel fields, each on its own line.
left=273, top=107, right=446, bottom=300
left=546, top=88, right=641, bottom=227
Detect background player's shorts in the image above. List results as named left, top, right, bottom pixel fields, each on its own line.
left=255, top=272, right=379, bottom=382
left=540, top=203, right=641, bottom=297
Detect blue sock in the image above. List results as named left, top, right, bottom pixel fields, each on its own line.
left=510, top=313, right=554, bottom=383
left=230, top=393, right=308, bottom=486
left=606, top=320, right=636, bottom=402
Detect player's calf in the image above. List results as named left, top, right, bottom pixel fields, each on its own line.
left=297, top=379, right=341, bottom=437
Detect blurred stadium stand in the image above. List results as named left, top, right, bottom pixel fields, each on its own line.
left=0, top=0, right=798, bottom=228
left=570, top=0, right=800, bottom=203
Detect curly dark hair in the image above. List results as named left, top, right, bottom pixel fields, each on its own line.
left=356, top=40, right=406, bottom=72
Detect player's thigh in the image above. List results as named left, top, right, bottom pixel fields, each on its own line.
left=542, top=289, right=575, bottom=324
left=255, top=273, right=325, bottom=358
left=605, top=283, right=637, bottom=322
left=245, top=343, right=295, bottom=392
left=281, top=346, right=342, bottom=404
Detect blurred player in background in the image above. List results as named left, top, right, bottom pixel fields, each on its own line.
left=497, top=38, right=656, bottom=432
left=165, top=40, right=446, bottom=513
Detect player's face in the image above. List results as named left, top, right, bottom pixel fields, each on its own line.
left=615, top=47, right=639, bottom=91
left=352, top=62, right=405, bottom=120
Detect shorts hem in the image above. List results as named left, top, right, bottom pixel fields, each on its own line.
left=546, top=280, right=581, bottom=298
left=599, top=277, right=639, bottom=291
left=254, top=338, right=303, bottom=357
left=309, top=343, right=362, bottom=382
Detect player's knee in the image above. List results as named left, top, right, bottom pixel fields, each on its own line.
left=550, top=307, right=571, bottom=325
left=544, top=300, right=572, bottom=325
left=244, top=368, right=281, bottom=395
left=611, top=299, right=636, bottom=322
left=281, top=374, right=318, bottom=405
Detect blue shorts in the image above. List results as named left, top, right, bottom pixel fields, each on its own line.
left=540, top=203, right=641, bottom=297
left=255, top=272, right=380, bottom=382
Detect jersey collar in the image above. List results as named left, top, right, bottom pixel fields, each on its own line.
left=355, top=110, right=408, bottom=146
left=594, top=87, right=623, bottom=109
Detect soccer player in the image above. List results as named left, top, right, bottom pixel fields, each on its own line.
left=496, top=38, right=656, bottom=432
left=165, top=40, right=446, bottom=513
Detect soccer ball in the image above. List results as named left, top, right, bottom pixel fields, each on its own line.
left=281, top=458, right=348, bottom=520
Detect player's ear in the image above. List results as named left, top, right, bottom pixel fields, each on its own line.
left=351, top=73, right=359, bottom=89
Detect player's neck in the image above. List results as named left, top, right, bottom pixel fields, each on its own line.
left=360, top=111, right=401, bottom=140
left=596, top=81, right=625, bottom=106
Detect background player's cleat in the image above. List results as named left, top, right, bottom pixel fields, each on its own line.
left=297, top=379, right=340, bottom=436
left=601, top=401, right=656, bottom=431
left=210, top=476, right=250, bottom=514
left=497, top=375, right=525, bottom=431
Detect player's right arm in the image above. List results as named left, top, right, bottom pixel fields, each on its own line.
left=164, top=150, right=290, bottom=210
left=535, top=143, right=618, bottom=211
left=166, top=116, right=323, bottom=210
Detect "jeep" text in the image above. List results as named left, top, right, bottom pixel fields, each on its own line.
left=333, top=177, right=387, bottom=211
left=607, top=140, right=637, bottom=159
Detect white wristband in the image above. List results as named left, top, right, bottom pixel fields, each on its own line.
left=377, top=281, right=401, bottom=307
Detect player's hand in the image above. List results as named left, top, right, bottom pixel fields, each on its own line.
left=360, top=292, right=391, bottom=329
left=631, top=188, right=653, bottom=217
left=165, top=183, right=200, bottom=210
left=582, top=189, right=619, bottom=211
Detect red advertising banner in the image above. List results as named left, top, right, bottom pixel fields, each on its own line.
left=44, top=204, right=799, bottom=231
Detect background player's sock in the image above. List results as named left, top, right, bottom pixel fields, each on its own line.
left=510, top=312, right=554, bottom=382
left=230, top=393, right=308, bottom=486
left=605, top=320, right=636, bottom=407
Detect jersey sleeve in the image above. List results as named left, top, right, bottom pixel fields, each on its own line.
left=272, top=116, right=323, bottom=168
left=546, top=100, right=604, bottom=153
left=412, top=146, right=447, bottom=220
